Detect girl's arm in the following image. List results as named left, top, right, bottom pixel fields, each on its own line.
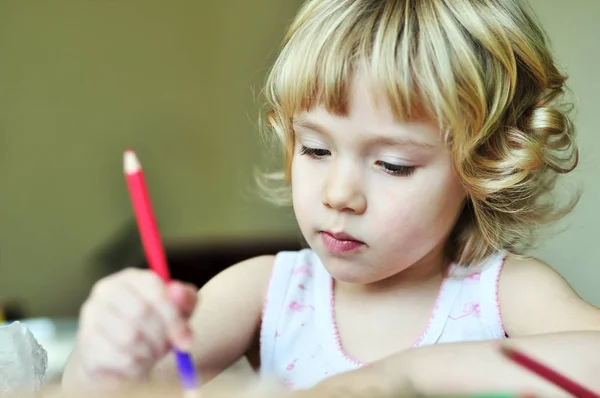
left=150, top=255, right=275, bottom=384
left=376, top=331, right=600, bottom=397
left=310, top=256, right=600, bottom=397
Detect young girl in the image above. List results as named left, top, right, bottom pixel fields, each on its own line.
left=62, top=0, right=600, bottom=396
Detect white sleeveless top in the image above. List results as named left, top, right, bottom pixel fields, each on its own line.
left=259, top=249, right=507, bottom=390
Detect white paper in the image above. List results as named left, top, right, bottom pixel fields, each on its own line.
left=0, top=321, right=48, bottom=397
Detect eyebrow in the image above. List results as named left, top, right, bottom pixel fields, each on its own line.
left=292, top=118, right=437, bottom=149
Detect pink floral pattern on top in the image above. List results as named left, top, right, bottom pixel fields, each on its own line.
left=259, top=249, right=507, bottom=391
left=288, top=301, right=315, bottom=312
left=292, top=265, right=313, bottom=277
left=466, top=273, right=481, bottom=281
left=449, top=302, right=481, bottom=320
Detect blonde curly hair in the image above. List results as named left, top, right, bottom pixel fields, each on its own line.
left=258, top=0, right=579, bottom=266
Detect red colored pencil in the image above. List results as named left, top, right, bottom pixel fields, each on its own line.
left=123, top=149, right=199, bottom=392
left=500, top=346, right=599, bottom=398
left=124, top=149, right=171, bottom=282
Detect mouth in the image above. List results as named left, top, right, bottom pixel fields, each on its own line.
left=325, top=231, right=361, bottom=241
left=319, top=231, right=366, bottom=255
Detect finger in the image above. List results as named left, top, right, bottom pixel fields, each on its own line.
left=122, top=273, right=193, bottom=351
left=79, top=300, right=156, bottom=366
left=78, top=330, right=149, bottom=381
left=102, top=282, right=170, bottom=359
left=101, top=302, right=162, bottom=361
left=166, top=281, right=198, bottom=318
left=79, top=290, right=168, bottom=362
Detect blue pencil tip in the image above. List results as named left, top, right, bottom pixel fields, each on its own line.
left=174, top=350, right=199, bottom=390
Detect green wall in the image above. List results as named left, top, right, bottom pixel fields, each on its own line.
left=0, top=1, right=301, bottom=317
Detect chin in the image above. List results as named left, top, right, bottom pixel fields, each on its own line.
left=320, top=255, right=384, bottom=284
left=329, top=269, right=385, bottom=285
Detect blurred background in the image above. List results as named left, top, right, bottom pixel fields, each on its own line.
left=0, top=0, right=598, bottom=382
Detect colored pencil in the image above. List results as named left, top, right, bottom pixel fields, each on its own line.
left=500, top=346, right=599, bottom=398
left=123, top=149, right=199, bottom=393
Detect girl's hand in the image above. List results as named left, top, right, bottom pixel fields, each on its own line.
left=291, top=361, right=418, bottom=398
left=73, top=268, right=198, bottom=386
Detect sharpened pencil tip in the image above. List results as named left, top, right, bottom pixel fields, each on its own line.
left=124, top=149, right=141, bottom=174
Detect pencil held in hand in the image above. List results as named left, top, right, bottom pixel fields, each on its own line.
left=124, top=149, right=200, bottom=391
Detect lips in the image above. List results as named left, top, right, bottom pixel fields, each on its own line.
left=326, top=231, right=361, bottom=242
left=320, top=231, right=365, bottom=254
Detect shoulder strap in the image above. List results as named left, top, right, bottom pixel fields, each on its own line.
left=259, top=249, right=316, bottom=370
left=478, top=252, right=508, bottom=338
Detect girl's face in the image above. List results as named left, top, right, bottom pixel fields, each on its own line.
left=291, top=72, right=466, bottom=285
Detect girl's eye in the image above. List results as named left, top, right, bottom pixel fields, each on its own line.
left=299, top=145, right=331, bottom=158
left=376, top=161, right=416, bottom=177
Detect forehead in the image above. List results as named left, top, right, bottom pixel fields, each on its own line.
left=293, top=72, right=444, bottom=146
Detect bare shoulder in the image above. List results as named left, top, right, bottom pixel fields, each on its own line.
left=501, top=254, right=569, bottom=289
left=499, top=254, right=600, bottom=336
left=199, top=254, right=276, bottom=298
left=193, top=254, right=276, bottom=329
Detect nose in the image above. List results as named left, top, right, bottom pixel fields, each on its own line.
left=321, top=163, right=367, bottom=214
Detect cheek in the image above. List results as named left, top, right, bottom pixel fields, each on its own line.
left=373, top=173, right=465, bottom=240
left=291, top=157, right=321, bottom=218
left=371, top=189, right=424, bottom=236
